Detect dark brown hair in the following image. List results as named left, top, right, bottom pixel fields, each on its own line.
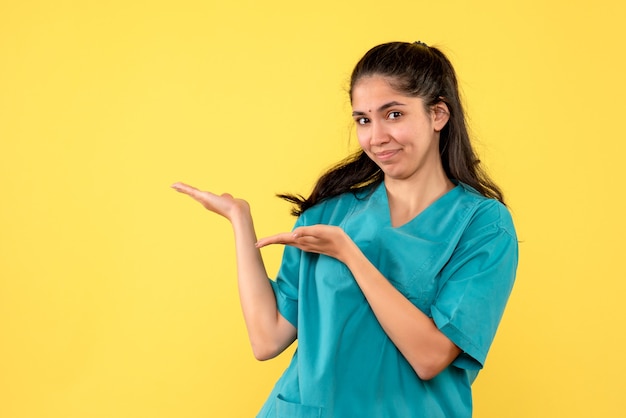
left=280, top=41, right=504, bottom=216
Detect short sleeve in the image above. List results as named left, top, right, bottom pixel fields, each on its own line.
left=269, top=217, right=305, bottom=329
left=431, top=200, right=518, bottom=370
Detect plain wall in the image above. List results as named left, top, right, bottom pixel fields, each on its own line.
left=1, top=0, right=625, bottom=416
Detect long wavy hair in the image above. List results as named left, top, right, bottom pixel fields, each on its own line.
left=280, top=41, right=505, bottom=216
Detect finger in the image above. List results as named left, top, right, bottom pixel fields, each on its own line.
left=171, top=182, right=201, bottom=196
left=291, top=226, right=313, bottom=238
left=255, top=232, right=297, bottom=248
left=290, top=236, right=324, bottom=251
left=255, top=233, right=293, bottom=248
left=171, top=182, right=216, bottom=203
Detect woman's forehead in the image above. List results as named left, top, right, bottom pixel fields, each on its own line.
left=351, top=76, right=422, bottom=109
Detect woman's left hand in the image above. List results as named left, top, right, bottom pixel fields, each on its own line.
left=256, top=225, right=353, bottom=262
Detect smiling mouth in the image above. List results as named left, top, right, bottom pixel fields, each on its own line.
left=375, top=150, right=399, bottom=161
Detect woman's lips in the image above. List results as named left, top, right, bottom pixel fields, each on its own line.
left=375, top=150, right=399, bottom=161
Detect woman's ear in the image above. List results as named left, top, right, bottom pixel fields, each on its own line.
left=432, top=101, right=450, bottom=132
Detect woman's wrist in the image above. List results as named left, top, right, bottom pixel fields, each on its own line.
left=228, top=200, right=251, bottom=223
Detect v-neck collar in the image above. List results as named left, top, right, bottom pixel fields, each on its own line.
left=371, top=181, right=463, bottom=229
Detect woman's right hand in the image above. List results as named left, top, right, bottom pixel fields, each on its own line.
left=171, top=182, right=250, bottom=222
left=172, top=181, right=295, bottom=359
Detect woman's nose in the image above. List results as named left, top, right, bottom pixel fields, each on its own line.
left=370, top=121, right=390, bottom=146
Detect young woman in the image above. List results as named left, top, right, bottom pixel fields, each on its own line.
left=172, top=41, right=518, bottom=418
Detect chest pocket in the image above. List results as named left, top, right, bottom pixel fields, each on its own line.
left=370, top=228, right=451, bottom=313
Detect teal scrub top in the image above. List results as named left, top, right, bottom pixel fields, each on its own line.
left=258, top=182, right=518, bottom=418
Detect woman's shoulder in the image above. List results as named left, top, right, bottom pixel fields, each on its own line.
left=455, top=182, right=516, bottom=238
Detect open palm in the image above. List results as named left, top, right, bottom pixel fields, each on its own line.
left=171, top=182, right=249, bottom=221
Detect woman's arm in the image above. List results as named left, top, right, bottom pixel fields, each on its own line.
left=172, top=183, right=296, bottom=360
left=256, top=225, right=459, bottom=379
left=341, top=240, right=461, bottom=380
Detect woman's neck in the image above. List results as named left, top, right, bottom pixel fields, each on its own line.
left=384, top=170, right=454, bottom=227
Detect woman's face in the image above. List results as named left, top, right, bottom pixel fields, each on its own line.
left=351, top=75, right=449, bottom=183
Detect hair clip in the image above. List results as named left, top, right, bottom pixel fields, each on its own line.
left=413, top=40, right=428, bottom=47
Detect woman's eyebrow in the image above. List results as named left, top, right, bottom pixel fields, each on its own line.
left=352, top=101, right=406, bottom=116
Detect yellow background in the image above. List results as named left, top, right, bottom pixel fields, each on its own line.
left=1, top=1, right=625, bottom=417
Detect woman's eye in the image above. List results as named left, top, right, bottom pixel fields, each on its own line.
left=356, top=117, right=369, bottom=125
left=388, top=111, right=402, bottom=120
